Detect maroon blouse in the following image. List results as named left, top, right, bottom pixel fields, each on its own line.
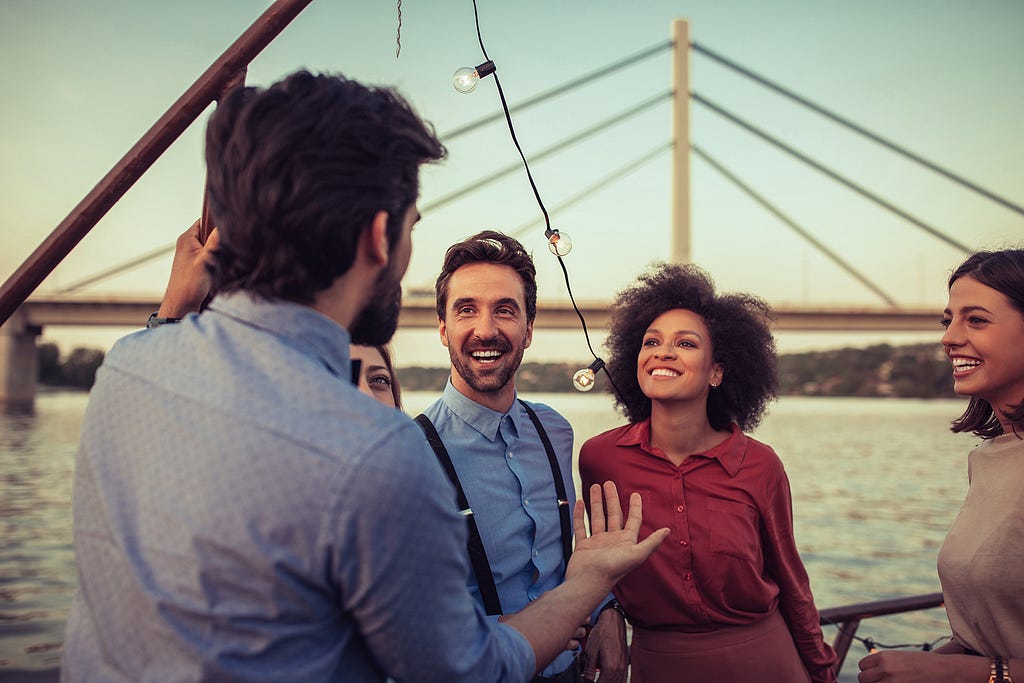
left=579, top=421, right=837, bottom=683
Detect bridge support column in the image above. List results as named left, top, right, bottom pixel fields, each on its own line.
left=0, top=308, right=41, bottom=409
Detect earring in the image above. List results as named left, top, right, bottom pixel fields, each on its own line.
left=710, top=382, right=719, bottom=388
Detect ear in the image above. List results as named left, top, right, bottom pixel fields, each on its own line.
left=523, top=319, right=534, bottom=349
left=362, top=210, right=390, bottom=267
left=711, top=363, right=724, bottom=387
left=438, top=317, right=449, bottom=348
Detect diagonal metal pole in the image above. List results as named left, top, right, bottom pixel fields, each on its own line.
left=0, top=0, right=315, bottom=326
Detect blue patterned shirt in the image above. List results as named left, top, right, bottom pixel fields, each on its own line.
left=61, top=292, right=534, bottom=682
left=421, top=381, right=576, bottom=677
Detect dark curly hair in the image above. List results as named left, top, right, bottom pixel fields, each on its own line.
left=604, top=262, right=778, bottom=431
left=434, top=231, right=537, bottom=322
left=947, top=248, right=1024, bottom=438
left=205, top=70, right=445, bottom=302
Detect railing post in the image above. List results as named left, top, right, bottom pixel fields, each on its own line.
left=830, top=618, right=861, bottom=674
left=671, top=18, right=691, bottom=264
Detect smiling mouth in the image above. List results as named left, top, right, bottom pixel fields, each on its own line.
left=471, top=349, right=505, bottom=364
left=950, top=358, right=982, bottom=376
left=650, top=368, right=680, bottom=378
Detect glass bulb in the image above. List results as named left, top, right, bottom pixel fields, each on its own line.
left=547, top=230, right=573, bottom=256
left=453, top=66, right=481, bottom=93
left=572, top=367, right=596, bottom=392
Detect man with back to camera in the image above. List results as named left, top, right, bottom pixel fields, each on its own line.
left=417, top=231, right=630, bottom=683
left=59, top=70, right=667, bottom=682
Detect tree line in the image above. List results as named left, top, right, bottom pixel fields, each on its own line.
left=39, top=341, right=956, bottom=398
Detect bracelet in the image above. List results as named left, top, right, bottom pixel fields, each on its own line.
left=598, top=599, right=627, bottom=620
left=990, top=656, right=1014, bottom=683
left=146, top=312, right=183, bottom=329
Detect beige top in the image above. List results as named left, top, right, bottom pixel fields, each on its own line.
left=937, top=432, right=1024, bottom=658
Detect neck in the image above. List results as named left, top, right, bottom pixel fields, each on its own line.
left=649, top=399, right=722, bottom=464
left=450, top=373, right=516, bottom=413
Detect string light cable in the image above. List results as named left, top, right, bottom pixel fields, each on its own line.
left=453, top=0, right=623, bottom=396
left=819, top=616, right=952, bottom=655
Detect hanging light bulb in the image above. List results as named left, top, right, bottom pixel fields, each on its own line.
left=546, top=228, right=573, bottom=256
left=452, top=60, right=496, bottom=93
left=573, top=358, right=605, bottom=392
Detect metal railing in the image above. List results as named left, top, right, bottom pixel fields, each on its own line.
left=820, top=592, right=945, bottom=674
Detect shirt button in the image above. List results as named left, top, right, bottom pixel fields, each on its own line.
left=680, top=539, right=689, bottom=547
left=524, top=498, right=529, bottom=506
left=508, top=451, right=514, bottom=458
left=676, top=505, right=685, bottom=512
left=685, top=572, right=692, bottom=581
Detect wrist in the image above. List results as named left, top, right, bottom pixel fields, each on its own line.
left=598, top=598, right=626, bottom=621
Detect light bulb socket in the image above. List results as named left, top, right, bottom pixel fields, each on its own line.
left=475, top=60, right=496, bottom=78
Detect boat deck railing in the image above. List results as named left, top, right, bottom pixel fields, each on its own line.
left=819, top=592, right=945, bottom=674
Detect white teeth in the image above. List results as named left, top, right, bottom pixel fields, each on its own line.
left=951, top=358, right=981, bottom=370
left=651, top=368, right=680, bottom=377
left=472, top=350, right=501, bottom=360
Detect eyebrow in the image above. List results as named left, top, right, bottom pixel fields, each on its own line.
left=645, top=327, right=705, bottom=341
left=450, top=297, right=522, bottom=312
left=943, top=304, right=994, bottom=316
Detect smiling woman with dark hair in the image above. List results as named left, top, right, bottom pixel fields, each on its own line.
left=580, top=262, right=836, bottom=683
left=858, top=248, right=1024, bottom=683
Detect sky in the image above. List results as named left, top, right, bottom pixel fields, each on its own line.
left=1, top=0, right=1022, bottom=368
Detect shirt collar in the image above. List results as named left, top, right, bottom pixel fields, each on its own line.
left=441, top=379, right=522, bottom=442
left=207, top=291, right=352, bottom=380
left=616, top=419, right=747, bottom=476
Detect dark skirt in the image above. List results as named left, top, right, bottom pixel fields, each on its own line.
left=630, top=610, right=812, bottom=683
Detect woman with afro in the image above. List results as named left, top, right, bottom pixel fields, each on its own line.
left=579, top=263, right=835, bottom=683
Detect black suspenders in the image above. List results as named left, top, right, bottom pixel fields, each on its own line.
left=414, top=399, right=573, bottom=616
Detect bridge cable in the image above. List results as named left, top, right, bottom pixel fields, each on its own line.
left=442, top=40, right=672, bottom=141
left=692, top=145, right=899, bottom=308
left=692, top=92, right=973, bottom=255
left=423, top=91, right=671, bottom=215
left=508, top=142, right=674, bottom=240
left=55, top=243, right=175, bottom=295
left=691, top=41, right=1024, bottom=218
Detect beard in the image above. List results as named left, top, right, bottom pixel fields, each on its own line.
left=350, top=268, right=402, bottom=347
left=448, top=338, right=525, bottom=395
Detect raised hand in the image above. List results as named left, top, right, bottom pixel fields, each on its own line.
left=567, top=481, right=669, bottom=586
left=158, top=220, right=220, bottom=318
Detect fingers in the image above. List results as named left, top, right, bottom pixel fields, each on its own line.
left=634, top=527, right=670, bottom=560
left=204, top=226, right=221, bottom=252
left=622, top=491, right=643, bottom=536
left=588, top=483, right=606, bottom=534
left=602, top=481, right=623, bottom=531
left=573, top=499, right=588, bottom=540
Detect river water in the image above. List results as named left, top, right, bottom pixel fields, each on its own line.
left=1, top=390, right=978, bottom=681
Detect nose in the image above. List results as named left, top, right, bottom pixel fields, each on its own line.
left=940, top=319, right=961, bottom=349
left=653, top=346, right=676, bottom=359
left=473, top=313, right=499, bottom=340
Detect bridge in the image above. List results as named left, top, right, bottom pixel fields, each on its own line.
left=2, top=2, right=1020, bottom=407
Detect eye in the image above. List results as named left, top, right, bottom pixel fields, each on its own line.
left=368, top=374, right=392, bottom=388
left=939, top=318, right=951, bottom=329
left=642, top=337, right=659, bottom=347
left=968, top=316, right=989, bottom=325
left=677, top=339, right=697, bottom=349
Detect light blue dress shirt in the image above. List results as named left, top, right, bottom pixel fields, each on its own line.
left=61, top=291, right=534, bottom=683
left=421, top=381, right=576, bottom=677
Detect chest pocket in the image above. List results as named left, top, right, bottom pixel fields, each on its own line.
left=707, top=497, right=760, bottom=562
